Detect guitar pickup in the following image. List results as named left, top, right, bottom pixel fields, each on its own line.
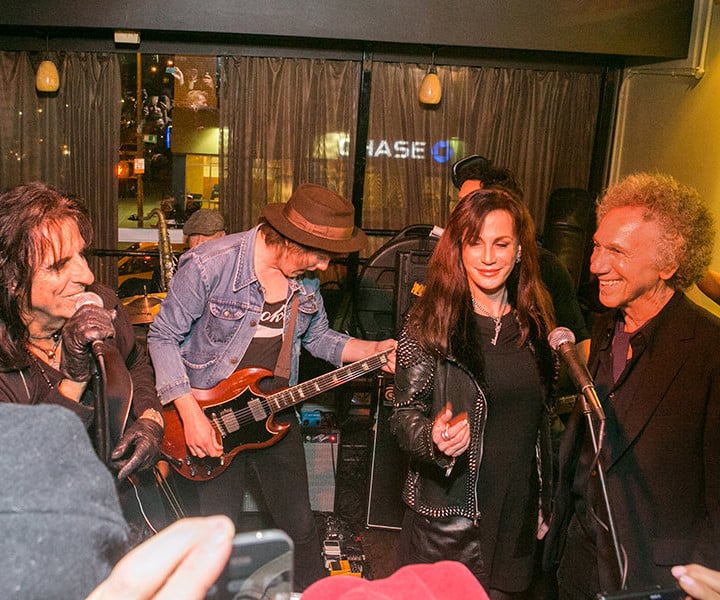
left=247, top=398, right=268, bottom=422
left=217, top=407, right=240, bottom=433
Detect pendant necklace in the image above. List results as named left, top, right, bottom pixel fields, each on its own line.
left=27, top=332, right=62, bottom=365
left=471, top=289, right=507, bottom=346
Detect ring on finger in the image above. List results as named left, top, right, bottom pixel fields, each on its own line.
left=441, top=425, right=450, bottom=441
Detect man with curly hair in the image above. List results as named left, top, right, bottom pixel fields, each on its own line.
left=544, top=173, right=720, bottom=598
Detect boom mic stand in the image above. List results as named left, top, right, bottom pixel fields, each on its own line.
left=579, top=394, right=627, bottom=590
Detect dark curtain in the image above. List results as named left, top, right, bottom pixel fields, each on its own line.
left=219, top=56, right=601, bottom=258
left=364, top=62, right=602, bottom=253
left=219, top=56, right=361, bottom=233
left=0, top=51, right=120, bottom=285
left=0, top=51, right=50, bottom=186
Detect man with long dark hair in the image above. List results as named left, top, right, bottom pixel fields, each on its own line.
left=0, top=182, right=164, bottom=507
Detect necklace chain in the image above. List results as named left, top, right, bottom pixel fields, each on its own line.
left=27, top=351, right=56, bottom=389
left=471, top=290, right=507, bottom=346
left=26, top=332, right=62, bottom=363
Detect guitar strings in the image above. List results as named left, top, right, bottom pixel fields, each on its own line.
left=214, top=355, right=389, bottom=431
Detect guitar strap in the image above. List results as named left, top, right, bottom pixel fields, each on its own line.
left=274, top=293, right=299, bottom=381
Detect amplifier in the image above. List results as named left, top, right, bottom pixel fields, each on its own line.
left=241, top=429, right=339, bottom=514
left=303, top=428, right=340, bottom=513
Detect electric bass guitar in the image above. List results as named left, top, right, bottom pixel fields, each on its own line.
left=162, top=349, right=392, bottom=481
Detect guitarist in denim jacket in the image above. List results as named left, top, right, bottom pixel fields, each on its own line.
left=148, top=183, right=395, bottom=591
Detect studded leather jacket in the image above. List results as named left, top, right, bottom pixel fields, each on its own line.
left=389, top=313, right=556, bottom=524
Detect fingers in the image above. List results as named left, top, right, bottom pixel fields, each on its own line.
left=187, top=432, right=223, bottom=458
left=110, top=437, right=130, bottom=460
left=72, top=305, right=116, bottom=339
left=175, top=394, right=224, bottom=458
left=432, top=408, right=470, bottom=456
left=185, top=420, right=224, bottom=458
left=672, top=564, right=720, bottom=600
left=433, top=404, right=453, bottom=427
left=61, top=305, right=116, bottom=381
left=443, top=420, right=471, bottom=456
left=116, top=455, right=141, bottom=481
left=87, top=516, right=235, bottom=600
left=113, top=436, right=148, bottom=480
left=111, top=420, right=163, bottom=479
left=379, top=339, right=397, bottom=373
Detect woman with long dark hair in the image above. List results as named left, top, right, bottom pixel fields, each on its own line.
left=390, top=188, right=557, bottom=599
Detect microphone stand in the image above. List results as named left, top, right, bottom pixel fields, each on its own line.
left=579, top=394, right=626, bottom=589
left=91, top=351, right=111, bottom=466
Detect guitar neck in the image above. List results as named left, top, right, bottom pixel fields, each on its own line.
left=267, top=349, right=390, bottom=413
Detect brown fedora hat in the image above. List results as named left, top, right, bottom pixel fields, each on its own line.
left=261, top=184, right=368, bottom=253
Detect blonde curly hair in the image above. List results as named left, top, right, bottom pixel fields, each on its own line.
left=597, top=172, right=715, bottom=290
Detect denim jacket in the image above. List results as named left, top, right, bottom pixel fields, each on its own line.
left=147, top=225, right=350, bottom=404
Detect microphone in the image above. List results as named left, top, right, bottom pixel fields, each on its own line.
left=75, top=291, right=110, bottom=358
left=547, top=326, right=605, bottom=421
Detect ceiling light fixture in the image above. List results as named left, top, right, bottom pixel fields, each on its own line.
left=418, top=50, right=442, bottom=105
left=36, top=35, right=59, bottom=93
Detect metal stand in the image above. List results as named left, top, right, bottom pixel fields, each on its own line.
left=581, top=396, right=626, bottom=588
left=92, top=353, right=111, bottom=465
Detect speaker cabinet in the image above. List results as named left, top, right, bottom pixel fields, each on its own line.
left=356, top=225, right=437, bottom=340
left=395, top=249, right=433, bottom=328
left=366, top=375, right=408, bottom=529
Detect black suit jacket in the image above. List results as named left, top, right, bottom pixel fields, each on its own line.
left=545, top=292, right=720, bottom=592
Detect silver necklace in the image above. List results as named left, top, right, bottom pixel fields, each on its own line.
left=471, top=290, right=507, bottom=346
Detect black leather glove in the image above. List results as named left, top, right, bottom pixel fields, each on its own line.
left=111, top=418, right=164, bottom=480
left=60, top=304, right=116, bottom=382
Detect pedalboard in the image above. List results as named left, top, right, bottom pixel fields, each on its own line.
left=322, top=516, right=365, bottom=577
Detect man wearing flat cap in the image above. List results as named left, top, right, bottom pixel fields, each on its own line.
left=148, top=184, right=395, bottom=591
left=182, top=208, right=227, bottom=249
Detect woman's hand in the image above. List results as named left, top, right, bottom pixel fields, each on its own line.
left=432, top=404, right=470, bottom=457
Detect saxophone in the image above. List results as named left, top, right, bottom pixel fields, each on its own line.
left=149, top=208, right=176, bottom=292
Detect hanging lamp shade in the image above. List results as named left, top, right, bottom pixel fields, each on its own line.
left=36, top=59, right=60, bottom=92
left=419, top=66, right=441, bottom=105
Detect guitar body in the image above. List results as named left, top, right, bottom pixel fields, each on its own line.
left=162, top=367, right=291, bottom=481
left=161, top=349, right=392, bottom=481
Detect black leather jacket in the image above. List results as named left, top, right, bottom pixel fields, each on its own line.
left=390, top=312, right=556, bottom=523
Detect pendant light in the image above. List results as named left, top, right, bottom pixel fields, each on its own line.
left=36, top=36, right=59, bottom=93
left=418, top=50, right=441, bottom=105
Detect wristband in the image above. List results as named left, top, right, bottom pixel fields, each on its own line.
left=140, top=408, right=165, bottom=428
